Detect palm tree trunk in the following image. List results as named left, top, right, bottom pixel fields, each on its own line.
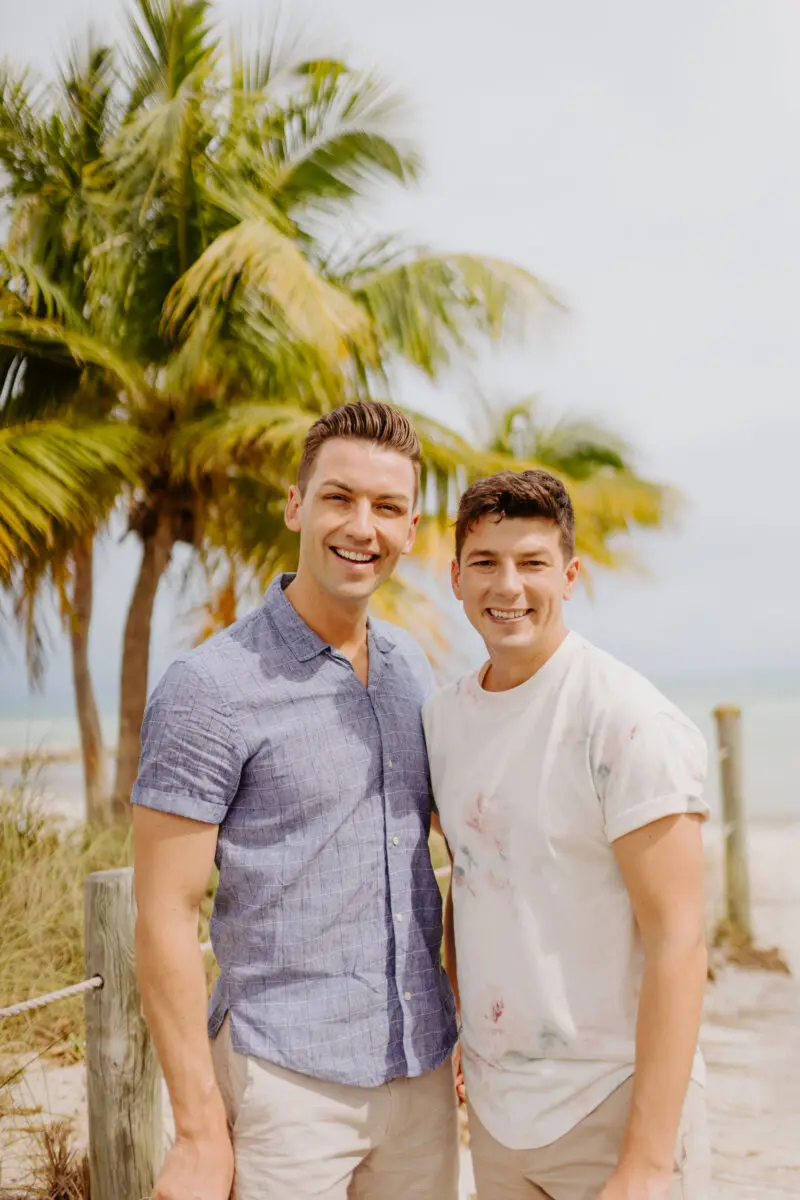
left=69, top=538, right=111, bottom=825
left=111, top=512, right=175, bottom=819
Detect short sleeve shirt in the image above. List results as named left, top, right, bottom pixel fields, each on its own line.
left=132, top=574, right=457, bottom=1087
left=423, top=632, right=709, bottom=1149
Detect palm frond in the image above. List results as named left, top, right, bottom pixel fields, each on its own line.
left=267, top=67, right=421, bottom=214
left=0, top=420, right=146, bottom=581
left=0, top=315, right=147, bottom=405
left=169, top=401, right=314, bottom=485
left=125, top=0, right=215, bottom=115
left=352, top=251, right=562, bottom=376
left=0, top=250, right=80, bottom=323
left=162, top=218, right=377, bottom=368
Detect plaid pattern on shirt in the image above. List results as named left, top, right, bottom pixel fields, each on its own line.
left=132, top=574, right=457, bottom=1087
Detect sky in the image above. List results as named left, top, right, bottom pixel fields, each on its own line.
left=1, top=0, right=799, bottom=716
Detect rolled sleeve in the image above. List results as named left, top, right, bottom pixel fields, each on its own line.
left=131, top=657, right=247, bottom=824
left=598, top=711, right=710, bottom=843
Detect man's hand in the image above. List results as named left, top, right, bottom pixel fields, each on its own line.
left=153, top=1130, right=234, bottom=1200
left=597, top=1165, right=673, bottom=1200
left=454, top=1042, right=466, bottom=1106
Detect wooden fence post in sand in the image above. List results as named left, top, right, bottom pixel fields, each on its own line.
left=713, top=705, right=752, bottom=942
left=84, top=867, right=162, bottom=1200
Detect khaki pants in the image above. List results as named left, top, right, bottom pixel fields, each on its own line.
left=210, top=1017, right=459, bottom=1199
left=469, top=1078, right=711, bottom=1200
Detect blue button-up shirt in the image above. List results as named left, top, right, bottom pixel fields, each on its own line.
left=132, top=574, right=457, bottom=1087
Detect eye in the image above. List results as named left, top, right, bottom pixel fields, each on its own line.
left=378, top=503, right=402, bottom=515
left=471, top=560, right=495, bottom=568
left=325, top=493, right=349, bottom=503
left=523, top=559, right=546, bottom=568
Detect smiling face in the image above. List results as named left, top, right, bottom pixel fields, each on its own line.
left=285, top=437, right=419, bottom=608
left=453, top=514, right=580, bottom=666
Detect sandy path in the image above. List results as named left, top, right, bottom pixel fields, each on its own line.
left=2, top=821, right=799, bottom=1197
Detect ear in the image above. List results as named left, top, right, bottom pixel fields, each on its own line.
left=451, top=557, right=463, bottom=601
left=401, top=510, right=421, bottom=556
left=563, top=556, right=580, bottom=600
left=285, top=485, right=302, bottom=533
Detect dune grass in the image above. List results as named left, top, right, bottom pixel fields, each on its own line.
left=0, top=776, right=134, bottom=1064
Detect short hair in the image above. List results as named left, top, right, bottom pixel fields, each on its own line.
left=297, top=402, right=422, bottom=498
left=455, top=469, right=575, bottom=561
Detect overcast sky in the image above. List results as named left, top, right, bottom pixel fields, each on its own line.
left=2, top=0, right=799, bottom=714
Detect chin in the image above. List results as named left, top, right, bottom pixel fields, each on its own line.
left=325, top=573, right=383, bottom=603
left=482, top=621, right=539, bottom=649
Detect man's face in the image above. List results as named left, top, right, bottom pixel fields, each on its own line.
left=452, top=515, right=579, bottom=656
left=285, top=438, right=419, bottom=605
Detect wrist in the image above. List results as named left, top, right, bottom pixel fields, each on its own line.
left=614, top=1151, right=674, bottom=1181
left=173, top=1083, right=228, bottom=1141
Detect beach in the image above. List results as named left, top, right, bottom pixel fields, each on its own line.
left=2, top=816, right=799, bottom=1197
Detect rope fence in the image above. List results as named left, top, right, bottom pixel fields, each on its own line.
left=0, top=975, right=103, bottom=1021
left=0, top=861, right=453, bottom=1200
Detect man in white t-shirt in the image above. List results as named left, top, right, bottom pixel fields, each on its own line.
left=423, top=469, right=711, bottom=1200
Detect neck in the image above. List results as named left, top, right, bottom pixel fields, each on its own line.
left=483, top=624, right=570, bottom=692
left=284, top=568, right=369, bottom=653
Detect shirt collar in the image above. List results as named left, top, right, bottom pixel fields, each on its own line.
left=265, top=574, right=395, bottom=661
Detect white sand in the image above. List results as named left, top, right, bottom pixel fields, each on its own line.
left=2, top=819, right=799, bottom=1197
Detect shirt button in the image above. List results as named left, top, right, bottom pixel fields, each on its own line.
left=396, top=913, right=403, bottom=922
left=387, top=759, right=393, bottom=768
left=404, top=991, right=412, bottom=1001
left=392, top=836, right=399, bottom=846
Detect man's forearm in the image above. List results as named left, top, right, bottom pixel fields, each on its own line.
left=619, top=935, right=707, bottom=1173
left=136, top=911, right=227, bottom=1139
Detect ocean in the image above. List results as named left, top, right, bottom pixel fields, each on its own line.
left=1, top=680, right=798, bottom=824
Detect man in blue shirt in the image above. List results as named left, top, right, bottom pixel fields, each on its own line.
left=132, top=403, right=458, bottom=1200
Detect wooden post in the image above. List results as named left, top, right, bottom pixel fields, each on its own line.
left=84, top=867, right=162, bottom=1200
left=713, top=705, right=752, bottom=942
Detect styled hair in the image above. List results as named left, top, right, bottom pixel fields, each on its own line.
left=455, top=469, right=575, bottom=560
left=297, top=402, right=422, bottom=497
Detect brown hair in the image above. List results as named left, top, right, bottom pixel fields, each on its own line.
left=455, top=469, right=575, bottom=560
left=297, top=402, right=422, bottom=497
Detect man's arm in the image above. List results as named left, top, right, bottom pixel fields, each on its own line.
left=601, top=812, right=707, bottom=1199
left=130, top=657, right=246, bottom=1200
left=133, top=806, right=233, bottom=1200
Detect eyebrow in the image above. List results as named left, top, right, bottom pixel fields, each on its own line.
left=466, top=547, right=553, bottom=561
left=320, top=479, right=410, bottom=502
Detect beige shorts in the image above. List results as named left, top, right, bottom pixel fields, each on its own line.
left=468, top=1077, right=711, bottom=1200
left=210, top=1017, right=459, bottom=1199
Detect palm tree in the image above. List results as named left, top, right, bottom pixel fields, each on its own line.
left=0, top=35, right=148, bottom=822
left=1, top=2, right=556, bottom=819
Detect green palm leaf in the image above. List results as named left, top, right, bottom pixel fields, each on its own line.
left=0, top=420, right=146, bottom=580
left=162, top=218, right=377, bottom=367
left=0, top=315, right=147, bottom=405
left=351, top=251, right=562, bottom=376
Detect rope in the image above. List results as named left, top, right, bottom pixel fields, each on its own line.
left=0, top=976, right=103, bottom=1020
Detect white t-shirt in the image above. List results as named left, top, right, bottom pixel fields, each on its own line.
left=423, top=631, right=709, bottom=1151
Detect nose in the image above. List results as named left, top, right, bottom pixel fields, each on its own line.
left=344, top=498, right=376, bottom=543
left=494, top=560, right=525, bottom=600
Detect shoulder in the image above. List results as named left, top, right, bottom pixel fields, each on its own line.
left=574, top=636, right=697, bottom=735
left=150, top=606, right=273, bottom=704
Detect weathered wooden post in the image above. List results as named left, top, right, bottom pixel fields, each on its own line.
left=713, top=705, right=752, bottom=942
left=84, top=867, right=162, bottom=1200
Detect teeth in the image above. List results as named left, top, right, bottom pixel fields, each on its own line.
left=334, top=548, right=375, bottom=563
left=488, top=608, right=529, bottom=621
